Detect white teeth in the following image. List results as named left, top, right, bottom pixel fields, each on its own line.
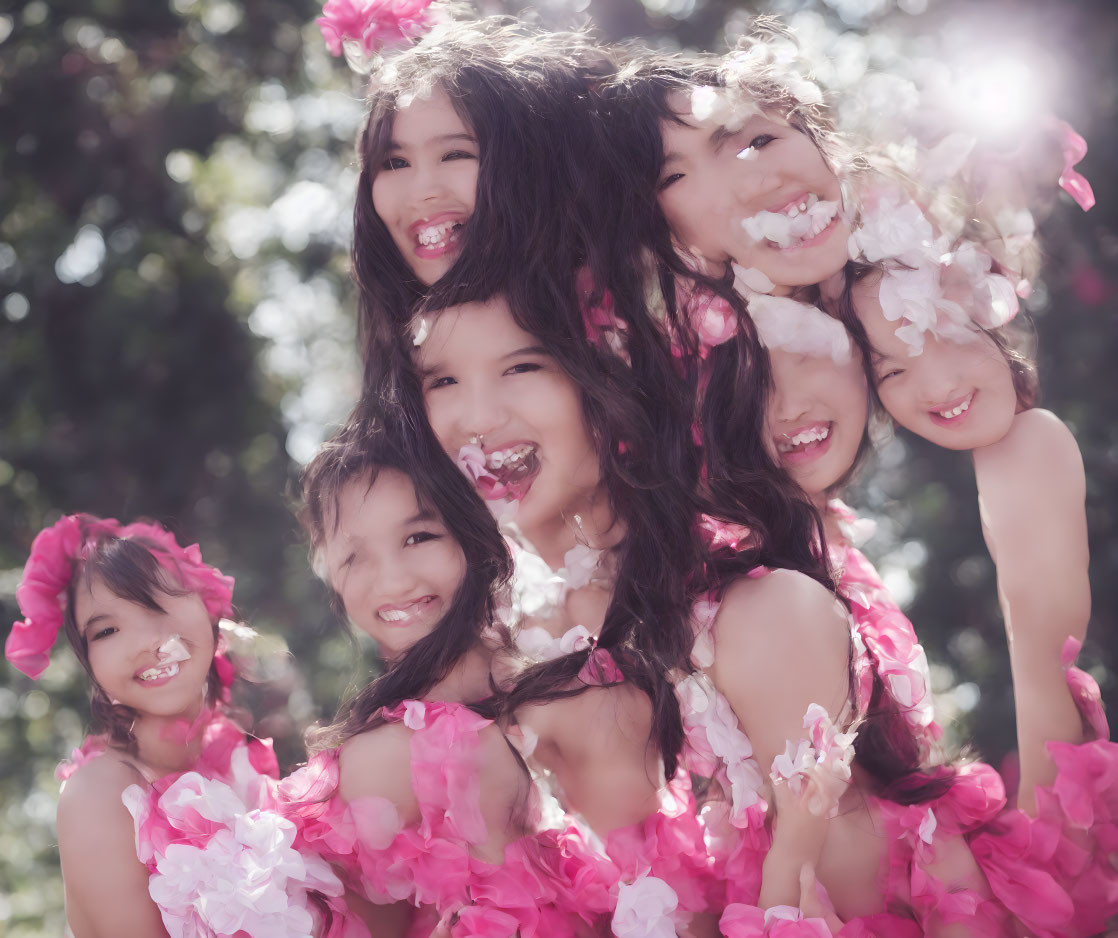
left=139, top=662, right=180, bottom=682
left=741, top=195, right=838, bottom=249
left=936, top=396, right=972, bottom=419
left=777, top=425, right=831, bottom=452
left=484, top=443, right=535, bottom=472
left=416, top=220, right=460, bottom=247
left=379, top=608, right=411, bottom=622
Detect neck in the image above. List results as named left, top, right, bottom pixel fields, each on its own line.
left=516, top=486, right=622, bottom=570
left=426, top=643, right=494, bottom=704
left=129, top=698, right=211, bottom=776
left=820, top=502, right=847, bottom=549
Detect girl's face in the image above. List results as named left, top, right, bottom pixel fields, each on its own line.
left=322, top=468, right=465, bottom=659
left=766, top=348, right=869, bottom=498
left=414, top=296, right=602, bottom=535
left=370, top=85, right=479, bottom=286
left=856, top=292, right=1018, bottom=450
left=76, top=577, right=216, bottom=719
left=658, top=93, right=849, bottom=292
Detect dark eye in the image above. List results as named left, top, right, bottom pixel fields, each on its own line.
left=405, top=531, right=441, bottom=547
left=748, top=133, right=777, bottom=149
left=427, top=375, right=457, bottom=390
left=877, top=369, right=902, bottom=383
left=658, top=173, right=684, bottom=191
left=382, top=156, right=409, bottom=171
left=442, top=149, right=476, bottom=162
left=505, top=362, right=543, bottom=376
left=90, top=626, right=117, bottom=641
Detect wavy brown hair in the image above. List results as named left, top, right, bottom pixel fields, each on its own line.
left=300, top=405, right=512, bottom=750
left=62, top=519, right=226, bottom=753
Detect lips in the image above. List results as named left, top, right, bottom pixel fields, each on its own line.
left=457, top=441, right=540, bottom=503
left=741, top=193, right=840, bottom=251
left=410, top=211, right=466, bottom=259
left=377, top=595, right=440, bottom=627
left=135, top=661, right=181, bottom=685
left=929, top=391, right=975, bottom=427
left=775, top=421, right=833, bottom=465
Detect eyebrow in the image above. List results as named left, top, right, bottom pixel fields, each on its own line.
left=502, top=345, right=549, bottom=359
left=387, top=132, right=477, bottom=151
left=82, top=613, right=109, bottom=637
left=404, top=508, right=440, bottom=526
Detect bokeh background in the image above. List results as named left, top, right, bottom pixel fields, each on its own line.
left=1, top=0, right=1115, bottom=932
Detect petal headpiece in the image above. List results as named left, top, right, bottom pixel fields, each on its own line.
left=5, top=514, right=234, bottom=679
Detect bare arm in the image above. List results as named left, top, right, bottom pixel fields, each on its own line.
left=57, top=758, right=169, bottom=938
left=338, top=726, right=421, bottom=938
left=974, top=408, right=1090, bottom=649
left=974, top=408, right=1090, bottom=810
left=709, top=570, right=853, bottom=908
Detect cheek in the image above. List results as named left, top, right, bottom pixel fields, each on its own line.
left=422, top=394, right=456, bottom=454
left=875, top=381, right=913, bottom=427
left=370, top=173, right=404, bottom=226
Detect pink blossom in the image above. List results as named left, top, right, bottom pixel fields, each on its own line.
left=699, top=514, right=751, bottom=552
left=317, top=0, right=438, bottom=57
left=612, top=875, right=679, bottom=938
left=1051, top=119, right=1095, bottom=211
left=577, top=646, right=623, bottom=686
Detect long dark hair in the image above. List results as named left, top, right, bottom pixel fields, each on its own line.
left=415, top=268, right=703, bottom=779
left=600, top=40, right=960, bottom=802
left=62, top=521, right=226, bottom=753
left=300, top=406, right=512, bottom=750
left=353, top=19, right=613, bottom=404
left=348, top=20, right=703, bottom=778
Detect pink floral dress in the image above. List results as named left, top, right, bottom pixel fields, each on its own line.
left=278, top=699, right=614, bottom=938
left=826, top=500, right=941, bottom=761
left=59, top=714, right=363, bottom=938
left=685, top=555, right=1118, bottom=936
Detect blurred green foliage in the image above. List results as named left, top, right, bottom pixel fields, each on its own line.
left=1, top=0, right=1115, bottom=933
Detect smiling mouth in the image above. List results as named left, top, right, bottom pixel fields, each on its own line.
left=138, top=661, right=181, bottom=682
left=930, top=392, right=975, bottom=423
left=414, top=219, right=463, bottom=255
left=741, top=194, right=840, bottom=251
left=480, top=443, right=540, bottom=501
left=776, top=422, right=833, bottom=463
left=378, top=596, right=438, bottom=625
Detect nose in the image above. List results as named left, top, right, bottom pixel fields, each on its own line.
left=727, top=155, right=779, bottom=209
left=912, top=341, right=966, bottom=407
left=369, top=552, right=419, bottom=604
left=452, top=381, right=509, bottom=449
left=410, top=160, right=448, bottom=207
left=770, top=382, right=811, bottom=427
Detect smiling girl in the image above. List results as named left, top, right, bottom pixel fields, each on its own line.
left=404, top=279, right=725, bottom=936
left=6, top=515, right=353, bottom=938
left=344, top=18, right=612, bottom=401
left=845, top=276, right=1097, bottom=812
left=280, top=411, right=612, bottom=938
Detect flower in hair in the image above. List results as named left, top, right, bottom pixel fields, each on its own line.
left=6, top=516, right=84, bottom=679
left=675, top=280, right=737, bottom=356
left=317, top=0, right=439, bottom=58
left=748, top=294, right=852, bottom=364
left=848, top=192, right=936, bottom=266
left=5, top=514, right=235, bottom=680
left=698, top=514, right=751, bottom=553
left=578, top=271, right=630, bottom=363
